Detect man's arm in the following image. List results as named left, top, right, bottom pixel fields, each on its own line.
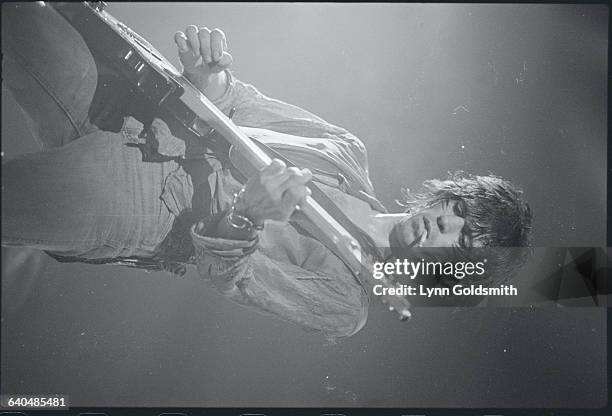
left=174, top=26, right=361, bottom=138
left=174, top=25, right=374, bottom=193
left=174, top=26, right=371, bottom=337
left=192, top=155, right=368, bottom=337
left=191, top=215, right=369, bottom=338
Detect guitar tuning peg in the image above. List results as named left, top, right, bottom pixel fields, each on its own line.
left=388, top=305, right=395, bottom=312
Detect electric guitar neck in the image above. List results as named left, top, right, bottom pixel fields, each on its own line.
left=53, top=1, right=412, bottom=321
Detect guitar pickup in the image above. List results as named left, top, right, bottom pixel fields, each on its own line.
left=122, top=49, right=145, bottom=72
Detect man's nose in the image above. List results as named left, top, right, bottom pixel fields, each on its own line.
left=436, top=215, right=464, bottom=234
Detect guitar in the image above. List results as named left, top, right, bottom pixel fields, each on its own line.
left=51, top=2, right=411, bottom=321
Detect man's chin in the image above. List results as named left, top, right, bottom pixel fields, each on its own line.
left=389, top=224, right=418, bottom=250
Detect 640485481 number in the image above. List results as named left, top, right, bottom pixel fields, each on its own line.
left=0, top=395, right=69, bottom=409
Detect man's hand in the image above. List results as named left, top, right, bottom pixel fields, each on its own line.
left=237, top=159, right=313, bottom=226
left=200, top=159, right=313, bottom=241
left=174, top=26, right=233, bottom=101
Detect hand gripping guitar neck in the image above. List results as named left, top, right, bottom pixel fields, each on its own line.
left=53, top=1, right=412, bottom=321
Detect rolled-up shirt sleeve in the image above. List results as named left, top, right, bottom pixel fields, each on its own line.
left=213, top=71, right=326, bottom=127
left=212, top=71, right=377, bottom=198
left=190, top=214, right=369, bottom=339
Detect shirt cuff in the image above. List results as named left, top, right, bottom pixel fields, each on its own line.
left=190, top=210, right=259, bottom=258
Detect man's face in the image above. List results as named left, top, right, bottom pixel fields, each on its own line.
left=389, top=199, right=478, bottom=248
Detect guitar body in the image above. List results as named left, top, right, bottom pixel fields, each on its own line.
left=53, top=2, right=225, bottom=151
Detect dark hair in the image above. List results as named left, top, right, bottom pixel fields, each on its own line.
left=398, top=171, right=533, bottom=285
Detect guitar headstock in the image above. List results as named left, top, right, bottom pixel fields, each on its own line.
left=376, top=273, right=413, bottom=321
left=355, top=268, right=412, bottom=321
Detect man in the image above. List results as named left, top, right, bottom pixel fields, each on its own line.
left=1, top=3, right=531, bottom=338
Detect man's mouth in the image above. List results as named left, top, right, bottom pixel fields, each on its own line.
left=407, top=217, right=430, bottom=248
left=391, top=216, right=430, bottom=249
left=405, top=232, right=425, bottom=248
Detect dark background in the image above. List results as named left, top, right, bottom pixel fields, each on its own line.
left=1, top=3, right=608, bottom=408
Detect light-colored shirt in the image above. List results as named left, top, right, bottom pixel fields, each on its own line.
left=181, top=73, right=388, bottom=338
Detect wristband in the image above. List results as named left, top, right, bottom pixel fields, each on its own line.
left=227, top=188, right=265, bottom=232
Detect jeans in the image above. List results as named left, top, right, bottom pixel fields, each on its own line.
left=1, top=3, right=178, bottom=259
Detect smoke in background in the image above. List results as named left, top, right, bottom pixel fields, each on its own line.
left=1, top=3, right=607, bottom=407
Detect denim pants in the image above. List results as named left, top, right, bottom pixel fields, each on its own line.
left=1, top=3, right=178, bottom=259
